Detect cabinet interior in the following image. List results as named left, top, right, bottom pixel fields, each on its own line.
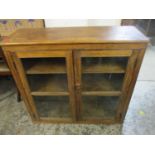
left=22, top=58, right=66, bottom=74
left=82, top=57, right=128, bottom=73
left=34, top=96, right=71, bottom=118
left=82, top=96, right=119, bottom=119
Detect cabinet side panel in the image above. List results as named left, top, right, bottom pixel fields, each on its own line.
left=3, top=48, right=38, bottom=121
left=119, top=48, right=146, bottom=122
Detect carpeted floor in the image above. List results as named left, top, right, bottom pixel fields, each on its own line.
left=0, top=45, right=155, bottom=135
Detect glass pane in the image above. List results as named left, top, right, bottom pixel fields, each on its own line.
left=21, top=58, right=68, bottom=95
left=27, top=74, right=68, bottom=94
left=82, top=74, right=124, bottom=92
left=20, top=57, right=71, bottom=119
left=82, top=57, right=128, bottom=73
left=81, top=57, right=126, bottom=120
left=34, top=96, right=70, bottom=118
left=82, top=96, right=119, bottom=119
left=22, top=58, right=66, bottom=74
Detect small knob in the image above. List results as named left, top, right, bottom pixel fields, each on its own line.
left=75, top=83, right=81, bottom=92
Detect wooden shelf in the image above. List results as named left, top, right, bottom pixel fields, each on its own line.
left=23, top=58, right=66, bottom=74
left=82, top=58, right=127, bottom=73
left=28, top=75, right=69, bottom=96
left=34, top=96, right=71, bottom=118
left=82, top=96, right=119, bottom=119
left=0, top=61, right=11, bottom=75
left=82, top=74, right=123, bottom=95
left=82, top=91, right=121, bottom=96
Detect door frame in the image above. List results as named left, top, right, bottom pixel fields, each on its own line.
left=73, top=49, right=134, bottom=123
left=11, top=50, right=76, bottom=123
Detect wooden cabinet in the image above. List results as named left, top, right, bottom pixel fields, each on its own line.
left=0, top=26, right=149, bottom=124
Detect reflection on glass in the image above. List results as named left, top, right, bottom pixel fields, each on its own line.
left=34, top=96, right=70, bottom=118
left=82, top=96, right=119, bottom=119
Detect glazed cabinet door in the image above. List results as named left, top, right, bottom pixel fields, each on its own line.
left=11, top=50, right=76, bottom=123
left=74, top=50, right=136, bottom=123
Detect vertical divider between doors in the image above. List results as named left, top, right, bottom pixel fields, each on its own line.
left=73, top=50, right=82, bottom=121
left=66, top=51, right=77, bottom=122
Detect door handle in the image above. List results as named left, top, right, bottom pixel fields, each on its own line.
left=75, top=83, right=81, bottom=93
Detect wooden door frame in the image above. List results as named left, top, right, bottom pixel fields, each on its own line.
left=11, top=50, right=76, bottom=123
left=12, top=53, right=39, bottom=120
left=116, top=50, right=138, bottom=121
left=73, top=49, right=134, bottom=123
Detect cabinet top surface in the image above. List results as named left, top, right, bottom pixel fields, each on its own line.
left=0, top=26, right=149, bottom=46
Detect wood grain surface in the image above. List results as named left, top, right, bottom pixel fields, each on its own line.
left=0, top=26, right=149, bottom=46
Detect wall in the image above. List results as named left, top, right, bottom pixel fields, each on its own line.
left=45, top=19, right=87, bottom=27
left=87, top=19, right=121, bottom=26
left=45, top=19, right=121, bottom=27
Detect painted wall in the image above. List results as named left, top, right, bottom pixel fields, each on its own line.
left=45, top=19, right=121, bottom=27
left=87, top=19, right=121, bottom=26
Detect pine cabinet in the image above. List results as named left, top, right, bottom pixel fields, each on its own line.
left=0, top=26, right=149, bottom=124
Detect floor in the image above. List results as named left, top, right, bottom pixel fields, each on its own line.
left=0, top=45, right=155, bottom=135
